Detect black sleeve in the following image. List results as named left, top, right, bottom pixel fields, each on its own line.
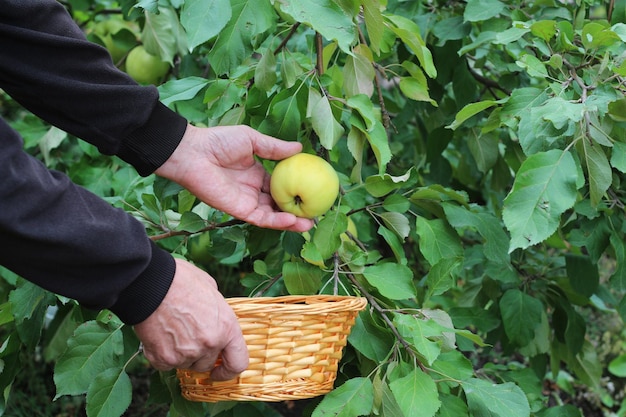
left=0, top=0, right=187, bottom=176
left=0, top=0, right=189, bottom=324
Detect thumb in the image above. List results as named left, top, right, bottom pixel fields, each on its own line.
left=252, top=132, right=303, bottom=161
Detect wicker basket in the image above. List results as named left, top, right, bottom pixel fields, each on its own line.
left=176, top=295, right=367, bottom=402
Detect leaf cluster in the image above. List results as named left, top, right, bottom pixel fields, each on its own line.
left=3, top=0, right=626, bottom=416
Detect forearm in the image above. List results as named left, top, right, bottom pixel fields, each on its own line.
left=0, top=119, right=175, bottom=325
left=0, top=0, right=187, bottom=175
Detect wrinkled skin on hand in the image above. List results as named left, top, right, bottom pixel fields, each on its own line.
left=133, top=259, right=249, bottom=380
left=156, top=124, right=314, bottom=233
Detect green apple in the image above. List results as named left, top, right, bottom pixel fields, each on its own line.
left=187, top=233, right=213, bottom=265
left=125, top=45, right=170, bottom=85
left=270, top=153, right=339, bottom=218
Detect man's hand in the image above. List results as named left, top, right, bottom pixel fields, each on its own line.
left=155, top=124, right=314, bottom=232
left=133, top=259, right=248, bottom=380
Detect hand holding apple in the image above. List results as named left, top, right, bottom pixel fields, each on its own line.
left=270, top=153, right=339, bottom=219
left=155, top=124, right=314, bottom=232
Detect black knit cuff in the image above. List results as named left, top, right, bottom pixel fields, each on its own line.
left=117, top=102, right=187, bottom=176
left=109, top=240, right=176, bottom=325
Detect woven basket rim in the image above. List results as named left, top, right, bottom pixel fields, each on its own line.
left=224, top=295, right=367, bottom=314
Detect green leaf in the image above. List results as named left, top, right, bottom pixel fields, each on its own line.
left=377, top=377, right=405, bottom=417
left=503, top=150, right=578, bottom=251
left=610, top=141, right=626, bottom=173
left=349, top=95, right=392, bottom=174
left=425, top=257, right=462, bottom=298
left=344, top=49, right=375, bottom=98
left=468, top=131, right=499, bottom=173
left=610, top=233, right=626, bottom=291
left=531, top=20, right=557, bottom=41
left=310, top=93, right=344, bottom=149
left=578, top=136, right=612, bottom=207
left=142, top=7, right=184, bottom=64
left=208, top=0, right=275, bottom=75
left=301, top=241, right=327, bottom=268
left=349, top=312, right=394, bottom=362
left=389, top=368, right=441, bottom=417
left=565, top=254, right=599, bottom=297
left=537, top=405, right=583, bottom=417
left=447, top=100, right=497, bottom=130
left=415, top=217, right=463, bottom=266
left=362, top=0, right=384, bottom=54
left=312, top=377, right=374, bottom=417
left=9, top=280, right=56, bottom=349
left=258, top=83, right=305, bottom=140
left=516, top=54, right=549, bottom=78
left=463, top=0, right=506, bottom=22
left=276, top=0, right=356, bottom=53
left=552, top=340, right=602, bottom=389
left=431, top=351, right=474, bottom=387
left=313, top=213, right=346, bottom=259
left=609, top=353, right=626, bottom=377
left=54, top=321, right=124, bottom=397
left=378, top=226, right=408, bottom=265
left=393, top=314, right=441, bottom=366
left=282, top=261, right=323, bottom=295
left=383, top=194, right=411, bottom=213
left=437, top=393, right=470, bottom=417
left=443, top=204, right=510, bottom=265
left=499, top=289, right=544, bottom=347
left=581, top=22, right=621, bottom=50
left=398, top=76, right=436, bottom=105
left=379, top=212, right=410, bottom=240
left=9, top=280, right=55, bottom=324
left=254, top=48, right=277, bottom=92
left=181, top=0, right=232, bottom=51
left=365, top=169, right=414, bottom=197
left=463, top=378, right=530, bottom=417
left=385, top=15, right=436, bottom=78
left=363, top=263, right=416, bottom=300
left=499, top=87, right=549, bottom=129
left=86, top=368, right=132, bottom=417
left=176, top=211, right=206, bottom=233
left=158, top=77, right=209, bottom=107
left=608, top=98, right=626, bottom=122
left=494, top=27, right=530, bottom=44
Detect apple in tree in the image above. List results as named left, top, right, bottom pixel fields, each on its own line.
left=270, top=153, right=339, bottom=219
left=125, top=45, right=170, bottom=85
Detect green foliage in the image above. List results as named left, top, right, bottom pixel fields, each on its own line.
left=3, top=0, right=626, bottom=416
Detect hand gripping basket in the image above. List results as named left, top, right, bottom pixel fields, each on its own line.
left=176, top=295, right=367, bottom=402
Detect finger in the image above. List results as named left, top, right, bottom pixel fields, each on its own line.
left=187, top=354, right=220, bottom=373
left=209, top=336, right=249, bottom=381
left=246, top=209, right=314, bottom=232
left=251, top=132, right=303, bottom=161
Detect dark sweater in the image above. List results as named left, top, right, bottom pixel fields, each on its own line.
left=0, top=0, right=189, bottom=324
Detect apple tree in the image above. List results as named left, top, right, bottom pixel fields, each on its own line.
left=1, top=0, right=626, bottom=416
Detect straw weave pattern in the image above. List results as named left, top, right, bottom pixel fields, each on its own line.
left=177, top=295, right=367, bottom=402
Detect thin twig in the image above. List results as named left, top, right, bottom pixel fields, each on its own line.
left=345, top=271, right=424, bottom=369
left=273, top=22, right=301, bottom=56
left=254, top=273, right=283, bottom=297
left=149, top=219, right=244, bottom=241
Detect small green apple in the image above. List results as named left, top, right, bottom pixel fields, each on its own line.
left=187, top=233, right=213, bottom=265
left=270, top=153, right=339, bottom=219
left=125, top=45, right=170, bottom=85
